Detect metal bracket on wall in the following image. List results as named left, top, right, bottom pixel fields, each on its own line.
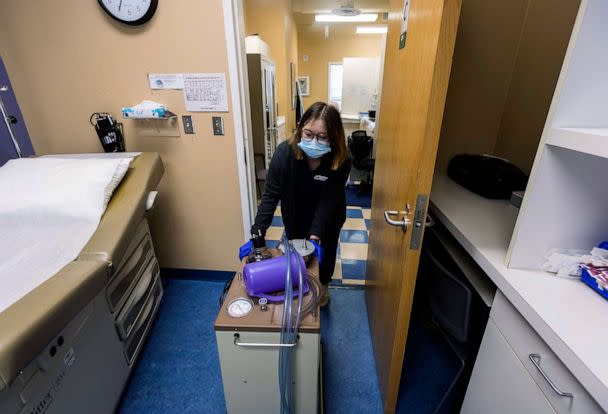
left=0, top=94, right=22, bottom=157
left=409, top=194, right=428, bottom=250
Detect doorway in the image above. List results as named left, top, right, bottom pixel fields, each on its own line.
left=237, top=0, right=387, bottom=286
left=224, top=0, right=462, bottom=412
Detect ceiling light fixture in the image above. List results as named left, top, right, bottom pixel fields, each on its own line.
left=356, top=25, right=388, bottom=34
left=315, top=13, right=378, bottom=23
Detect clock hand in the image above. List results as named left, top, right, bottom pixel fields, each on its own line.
left=119, top=0, right=123, bottom=11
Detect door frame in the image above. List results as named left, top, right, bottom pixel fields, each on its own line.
left=222, top=0, right=256, bottom=241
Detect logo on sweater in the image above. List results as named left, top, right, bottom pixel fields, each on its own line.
left=314, top=175, right=328, bottom=181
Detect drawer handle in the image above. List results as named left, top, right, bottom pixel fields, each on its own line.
left=529, top=354, right=573, bottom=399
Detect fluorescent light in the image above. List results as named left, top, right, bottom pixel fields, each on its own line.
left=315, top=13, right=378, bottom=23
left=356, top=26, right=388, bottom=34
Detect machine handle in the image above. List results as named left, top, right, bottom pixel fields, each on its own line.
left=529, top=354, right=573, bottom=398
left=384, top=210, right=411, bottom=231
left=233, top=333, right=298, bottom=348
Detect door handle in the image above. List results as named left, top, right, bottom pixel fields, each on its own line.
left=529, top=354, right=573, bottom=398
left=425, top=215, right=435, bottom=228
left=384, top=210, right=411, bottom=231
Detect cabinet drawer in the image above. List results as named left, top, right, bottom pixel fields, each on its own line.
left=461, top=319, right=556, bottom=414
left=106, top=236, right=154, bottom=312
left=115, top=258, right=160, bottom=340
left=491, top=291, right=602, bottom=414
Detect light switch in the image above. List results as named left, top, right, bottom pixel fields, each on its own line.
left=212, top=116, right=224, bottom=136
left=182, top=115, right=194, bottom=134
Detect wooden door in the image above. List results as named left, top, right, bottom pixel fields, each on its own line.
left=365, top=0, right=462, bottom=412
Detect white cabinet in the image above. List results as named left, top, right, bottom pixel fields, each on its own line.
left=462, top=291, right=603, bottom=414
left=507, top=0, right=608, bottom=269
left=461, top=318, right=556, bottom=414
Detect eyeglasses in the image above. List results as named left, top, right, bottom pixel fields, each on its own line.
left=301, top=129, right=330, bottom=145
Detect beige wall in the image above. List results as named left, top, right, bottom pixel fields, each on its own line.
left=435, top=0, right=529, bottom=173
left=244, top=0, right=298, bottom=134
left=297, top=30, right=384, bottom=109
left=493, top=0, right=581, bottom=173
left=436, top=0, right=580, bottom=175
left=0, top=0, right=244, bottom=271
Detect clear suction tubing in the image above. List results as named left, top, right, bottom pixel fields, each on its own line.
left=279, top=234, right=303, bottom=414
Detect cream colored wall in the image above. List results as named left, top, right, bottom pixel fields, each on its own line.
left=0, top=0, right=244, bottom=271
left=244, top=0, right=298, bottom=133
left=493, top=0, right=581, bottom=173
left=435, top=0, right=529, bottom=173
left=436, top=0, right=580, bottom=175
left=297, top=30, right=384, bottom=109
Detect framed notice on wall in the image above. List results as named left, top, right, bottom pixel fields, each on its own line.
left=400, top=0, right=411, bottom=49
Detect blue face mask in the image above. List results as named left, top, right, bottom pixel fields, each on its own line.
left=297, top=139, right=332, bottom=159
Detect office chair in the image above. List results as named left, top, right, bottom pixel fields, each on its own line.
left=347, top=130, right=375, bottom=190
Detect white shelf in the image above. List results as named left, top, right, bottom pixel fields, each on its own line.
left=545, top=127, right=608, bottom=159
left=430, top=174, right=608, bottom=411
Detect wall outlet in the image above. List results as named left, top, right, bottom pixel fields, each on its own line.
left=212, top=116, right=224, bottom=136
left=182, top=115, right=195, bottom=134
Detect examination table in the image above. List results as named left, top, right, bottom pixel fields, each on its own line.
left=0, top=152, right=164, bottom=414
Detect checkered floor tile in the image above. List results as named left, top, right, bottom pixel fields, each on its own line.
left=265, top=206, right=371, bottom=286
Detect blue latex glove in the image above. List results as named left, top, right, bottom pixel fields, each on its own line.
left=239, top=240, right=253, bottom=261
left=310, top=240, right=324, bottom=265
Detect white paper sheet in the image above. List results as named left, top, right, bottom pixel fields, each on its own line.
left=183, top=73, right=229, bottom=112
left=148, top=74, right=184, bottom=90
left=0, top=157, right=132, bottom=313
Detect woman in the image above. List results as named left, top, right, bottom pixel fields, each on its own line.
left=250, top=101, right=351, bottom=306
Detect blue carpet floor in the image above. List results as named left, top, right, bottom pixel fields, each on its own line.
left=321, top=289, right=383, bottom=414
left=396, top=319, right=462, bottom=413
left=117, top=280, right=227, bottom=413
left=117, top=280, right=383, bottom=413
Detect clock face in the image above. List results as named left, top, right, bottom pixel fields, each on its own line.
left=98, top=0, right=158, bottom=25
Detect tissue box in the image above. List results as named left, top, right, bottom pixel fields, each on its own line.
left=121, top=100, right=167, bottom=119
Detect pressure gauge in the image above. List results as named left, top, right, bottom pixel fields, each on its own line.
left=227, top=297, right=254, bottom=318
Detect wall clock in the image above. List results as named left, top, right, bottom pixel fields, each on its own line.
left=98, top=0, right=158, bottom=26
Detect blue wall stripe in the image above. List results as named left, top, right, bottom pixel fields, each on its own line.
left=161, top=268, right=234, bottom=282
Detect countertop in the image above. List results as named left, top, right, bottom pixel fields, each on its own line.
left=430, top=174, right=608, bottom=410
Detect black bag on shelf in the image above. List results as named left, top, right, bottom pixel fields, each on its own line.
left=447, top=154, right=528, bottom=199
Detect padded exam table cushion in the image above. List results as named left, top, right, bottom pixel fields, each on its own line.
left=0, top=152, right=164, bottom=391
left=0, top=261, right=107, bottom=391
left=78, top=152, right=164, bottom=270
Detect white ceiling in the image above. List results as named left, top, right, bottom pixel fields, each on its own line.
left=292, top=0, right=389, bottom=14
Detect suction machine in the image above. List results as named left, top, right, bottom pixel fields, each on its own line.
left=214, top=234, right=323, bottom=414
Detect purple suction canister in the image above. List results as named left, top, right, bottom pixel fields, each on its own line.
left=243, top=254, right=309, bottom=302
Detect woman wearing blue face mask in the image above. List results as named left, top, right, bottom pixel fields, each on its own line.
left=249, top=102, right=351, bottom=306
